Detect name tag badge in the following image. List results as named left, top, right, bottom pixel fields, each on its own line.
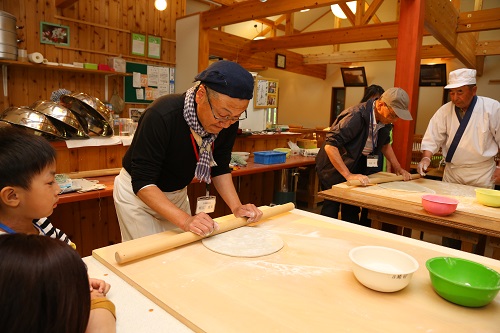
left=367, top=155, right=378, bottom=168
left=195, top=196, right=216, bottom=214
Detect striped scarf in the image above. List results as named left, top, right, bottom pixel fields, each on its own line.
left=183, top=85, right=218, bottom=184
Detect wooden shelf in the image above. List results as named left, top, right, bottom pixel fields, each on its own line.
left=0, top=59, right=131, bottom=76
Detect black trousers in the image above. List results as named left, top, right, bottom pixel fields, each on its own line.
left=319, top=155, right=377, bottom=227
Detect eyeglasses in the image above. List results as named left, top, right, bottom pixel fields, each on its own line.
left=205, top=87, right=247, bottom=122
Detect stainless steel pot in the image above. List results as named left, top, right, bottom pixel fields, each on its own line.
left=30, top=100, right=90, bottom=139
left=0, top=11, right=17, bottom=60
left=0, top=106, right=64, bottom=139
left=60, top=92, right=114, bottom=136
left=0, top=11, right=16, bottom=31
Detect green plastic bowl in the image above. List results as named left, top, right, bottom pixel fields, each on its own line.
left=426, top=257, right=500, bottom=307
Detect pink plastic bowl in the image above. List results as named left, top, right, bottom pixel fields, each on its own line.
left=421, top=194, right=459, bottom=216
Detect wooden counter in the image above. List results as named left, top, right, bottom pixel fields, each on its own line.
left=57, top=156, right=315, bottom=204
left=92, top=209, right=500, bottom=333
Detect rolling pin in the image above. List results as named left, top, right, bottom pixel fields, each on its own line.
left=346, top=174, right=421, bottom=186
left=114, top=202, right=295, bottom=264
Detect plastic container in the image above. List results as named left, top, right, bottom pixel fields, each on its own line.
left=421, top=194, right=458, bottom=216
left=475, top=188, right=500, bottom=207
left=349, top=246, right=419, bottom=293
left=253, top=151, right=287, bottom=165
left=426, top=257, right=500, bottom=307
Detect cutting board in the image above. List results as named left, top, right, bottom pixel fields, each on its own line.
left=93, top=210, right=500, bottom=333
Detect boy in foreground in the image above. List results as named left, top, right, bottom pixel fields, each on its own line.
left=0, top=126, right=116, bottom=332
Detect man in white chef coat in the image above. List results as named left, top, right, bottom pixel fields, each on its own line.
left=417, top=68, right=500, bottom=188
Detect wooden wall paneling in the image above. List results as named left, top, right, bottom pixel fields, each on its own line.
left=27, top=69, right=44, bottom=103
left=78, top=199, right=99, bottom=256
left=54, top=144, right=72, bottom=173
left=104, top=197, right=122, bottom=246
left=51, top=201, right=84, bottom=255
left=108, top=0, right=119, bottom=55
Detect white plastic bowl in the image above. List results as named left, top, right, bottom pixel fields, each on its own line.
left=349, top=246, right=419, bottom=292
left=231, top=152, right=250, bottom=161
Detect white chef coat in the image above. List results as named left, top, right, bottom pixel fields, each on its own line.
left=421, top=96, right=500, bottom=188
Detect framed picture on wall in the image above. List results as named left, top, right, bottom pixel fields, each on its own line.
left=254, top=78, right=279, bottom=109
left=420, top=64, right=447, bottom=86
left=341, top=67, right=367, bottom=87
left=40, top=22, right=70, bottom=46
left=131, top=33, right=146, bottom=56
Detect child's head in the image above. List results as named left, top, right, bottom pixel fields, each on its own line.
left=0, top=126, right=56, bottom=190
left=0, top=127, right=60, bottom=219
left=0, top=233, right=90, bottom=333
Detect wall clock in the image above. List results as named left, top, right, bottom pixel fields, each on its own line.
left=276, top=54, right=286, bottom=69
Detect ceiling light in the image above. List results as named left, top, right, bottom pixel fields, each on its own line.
left=300, top=9, right=310, bottom=13
left=155, top=0, right=167, bottom=11
left=253, top=23, right=266, bottom=40
left=259, top=0, right=267, bottom=2
left=331, top=1, right=357, bottom=19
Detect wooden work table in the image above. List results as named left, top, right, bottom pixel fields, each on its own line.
left=318, top=173, right=500, bottom=258
left=91, top=208, right=500, bottom=333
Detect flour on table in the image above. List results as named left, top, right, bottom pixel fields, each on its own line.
left=378, top=181, right=436, bottom=193
left=202, top=227, right=284, bottom=257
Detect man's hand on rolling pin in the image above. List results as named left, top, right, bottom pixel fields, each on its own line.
left=417, top=157, right=431, bottom=176
left=346, top=173, right=370, bottom=186
left=233, top=204, right=263, bottom=223
left=183, top=213, right=219, bottom=237
left=394, top=168, right=412, bottom=181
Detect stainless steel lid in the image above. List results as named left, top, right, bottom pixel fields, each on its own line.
left=60, top=92, right=114, bottom=136
left=30, top=100, right=89, bottom=139
left=0, top=106, right=64, bottom=139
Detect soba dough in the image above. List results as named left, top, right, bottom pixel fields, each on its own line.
left=378, top=181, right=436, bottom=193
left=202, top=227, right=284, bottom=257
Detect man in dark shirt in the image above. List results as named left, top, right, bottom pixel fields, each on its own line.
left=316, top=87, right=413, bottom=226
left=114, top=61, right=262, bottom=241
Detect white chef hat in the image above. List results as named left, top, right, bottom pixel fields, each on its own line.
left=444, top=68, right=476, bottom=89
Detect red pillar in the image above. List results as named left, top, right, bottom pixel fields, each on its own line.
left=392, top=0, right=425, bottom=170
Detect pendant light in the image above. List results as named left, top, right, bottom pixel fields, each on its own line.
left=331, top=1, right=357, bottom=19
left=253, top=23, right=266, bottom=40
left=155, top=0, right=167, bottom=11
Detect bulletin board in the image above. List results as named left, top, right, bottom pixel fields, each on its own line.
left=254, top=78, right=279, bottom=109
left=124, top=61, right=175, bottom=104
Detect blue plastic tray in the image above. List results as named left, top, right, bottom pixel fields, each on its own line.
left=253, top=151, right=287, bottom=165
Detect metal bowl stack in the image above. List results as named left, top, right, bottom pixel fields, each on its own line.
left=60, top=92, right=114, bottom=136
left=0, top=106, right=65, bottom=139
left=30, top=100, right=89, bottom=139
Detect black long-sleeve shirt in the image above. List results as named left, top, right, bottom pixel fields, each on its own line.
left=122, top=93, right=237, bottom=194
left=315, top=99, right=392, bottom=187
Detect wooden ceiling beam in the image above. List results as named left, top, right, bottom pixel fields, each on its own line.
left=303, top=44, right=454, bottom=64
left=457, top=8, right=500, bottom=32
left=207, top=29, right=327, bottom=79
left=476, top=40, right=500, bottom=56
left=201, top=0, right=350, bottom=28
left=247, top=22, right=399, bottom=52
left=424, top=0, right=476, bottom=68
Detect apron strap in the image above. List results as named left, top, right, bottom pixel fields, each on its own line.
left=445, top=96, right=477, bottom=163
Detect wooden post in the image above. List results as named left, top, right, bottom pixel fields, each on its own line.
left=392, top=0, right=425, bottom=170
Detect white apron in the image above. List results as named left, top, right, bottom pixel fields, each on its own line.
left=443, top=158, right=496, bottom=188
left=113, top=168, right=191, bottom=241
